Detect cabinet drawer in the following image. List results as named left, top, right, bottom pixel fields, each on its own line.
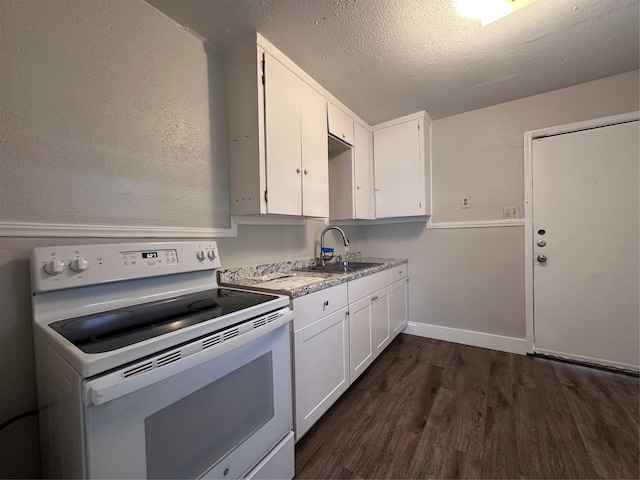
left=293, top=283, right=348, bottom=331
left=390, top=264, right=408, bottom=282
left=348, top=270, right=390, bottom=303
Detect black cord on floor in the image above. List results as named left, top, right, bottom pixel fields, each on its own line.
left=0, top=409, right=39, bottom=433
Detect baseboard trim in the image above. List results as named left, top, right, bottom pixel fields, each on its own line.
left=403, top=322, right=527, bottom=355
left=535, top=348, right=639, bottom=373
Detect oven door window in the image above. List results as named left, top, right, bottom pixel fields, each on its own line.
left=83, top=324, right=292, bottom=480
left=145, top=353, right=274, bottom=479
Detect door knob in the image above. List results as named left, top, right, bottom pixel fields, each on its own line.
left=537, top=255, right=547, bottom=263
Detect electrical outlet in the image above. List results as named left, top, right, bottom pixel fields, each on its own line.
left=503, top=207, right=520, bottom=219
left=461, top=196, right=470, bottom=209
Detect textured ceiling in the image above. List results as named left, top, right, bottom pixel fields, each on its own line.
left=146, top=0, right=639, bottom=123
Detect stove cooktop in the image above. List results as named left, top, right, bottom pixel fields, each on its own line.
left=50, top=288, right=282, bottom=354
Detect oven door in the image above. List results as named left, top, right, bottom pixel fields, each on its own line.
left=81, top=316, right=293, bottom=479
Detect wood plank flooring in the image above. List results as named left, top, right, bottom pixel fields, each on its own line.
left=294, top=334, right=639, bottom=479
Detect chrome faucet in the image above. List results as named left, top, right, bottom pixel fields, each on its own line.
left=320, top=226, right=350, bottom=266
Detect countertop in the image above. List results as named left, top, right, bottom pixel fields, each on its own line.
left=218, top=253, right=407, bottom=299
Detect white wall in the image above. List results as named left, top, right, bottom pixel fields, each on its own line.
left=432, top=70, right=640, bottom=222
left=358, top=70, right=639, bottom=352
left=0, top=0, right=229, bottom=228
left=0, top=2, right=324, bottom=477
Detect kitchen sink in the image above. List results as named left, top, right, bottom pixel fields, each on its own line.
left=295, top=261, right=383, bottom=274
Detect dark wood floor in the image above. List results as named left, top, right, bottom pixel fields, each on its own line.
left=294, top=334, right=639, bottom=479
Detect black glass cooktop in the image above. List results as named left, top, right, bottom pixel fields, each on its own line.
left=50, top=288, right=281, bottom=354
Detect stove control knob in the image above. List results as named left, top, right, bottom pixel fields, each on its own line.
left=43, top=260, right=65, bottom=276
left=207, top=250, right=216, bottom=261
left=196, top=250, right=206, bottom=261
left=69, top=258, right=89, bottom=273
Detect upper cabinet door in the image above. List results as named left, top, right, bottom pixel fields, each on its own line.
left=264, top=52, right=303, bottom=215
left=328, top=103, right=355, bottom=146
left=373, top=113, right=431, bottom=218
left=354, top=122, right=374, bottom=219
left=300, top=83, right=329, bottom=217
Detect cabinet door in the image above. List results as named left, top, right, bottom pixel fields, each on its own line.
left=354, top=122, right=374, bottom=219
left=264, top=52, right=302, bottom=215
left=349, top=296, right=373, bottom=383
left=373, top=118, right=425, bottom=218
left=294, top=308, right=349, bottom=440
left=327, top=103, right=355, bottom=145
left=300, top=83, right=329, bottom=217
left=389, top=278, right=408, bottom=337
left=371, top=286, right=390, bottom=356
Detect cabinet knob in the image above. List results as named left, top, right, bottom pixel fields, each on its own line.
left=323, top=300, right=329, bottom=307
left=304, top=169, right=308, bottom=175
left=296, top=168, right=301, bottom=174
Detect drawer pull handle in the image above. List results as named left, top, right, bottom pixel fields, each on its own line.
left=323, top=300, right=329, bottom=307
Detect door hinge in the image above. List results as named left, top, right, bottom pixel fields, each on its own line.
left=264, top=190, right=268, bottom=203
left=261, top=57, right=265, bottom=85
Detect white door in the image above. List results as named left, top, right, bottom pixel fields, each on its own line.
left=532, top=119, right=639, bottom=370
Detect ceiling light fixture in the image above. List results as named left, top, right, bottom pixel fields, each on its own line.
left=456, top=0, right=539, bottom=26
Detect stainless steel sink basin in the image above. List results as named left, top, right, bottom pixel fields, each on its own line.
left=295, top=262, right=383, bottom=274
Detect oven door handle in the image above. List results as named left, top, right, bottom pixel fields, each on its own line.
left=84, top=311, right=292, bottom=406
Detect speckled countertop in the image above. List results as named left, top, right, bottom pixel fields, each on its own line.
left=218, top=252, right=407, bottom=298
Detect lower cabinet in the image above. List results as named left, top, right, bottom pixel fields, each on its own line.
left=348, top=270, right=388, bottom=383
left=292, top=265, right=408, bottom=440
left=372, top=287, right=391, bottom=357
left=389, top=268, right=409, bottom=336
left=292, top=284, right=349, bottom=441
left=348, top=295, right=373, bottom=381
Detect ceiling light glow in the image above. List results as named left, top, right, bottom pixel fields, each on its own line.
left=456, top=0, right=538, bottom=26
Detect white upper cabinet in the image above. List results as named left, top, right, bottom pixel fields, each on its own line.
left=227, top=35, right=432, bottom=221
left=300, top=82, right=329, bottom=217
left=354, top=121, right=375, bottom=219
left=372, top=111, right=432, bottom=218
left=327, top=103, right=355, bottom=146
left=328, top=119, right=375, bottom=220
left=226, top=36, right=328, bottom=217
left=263, top=52, right=303, bottom=215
